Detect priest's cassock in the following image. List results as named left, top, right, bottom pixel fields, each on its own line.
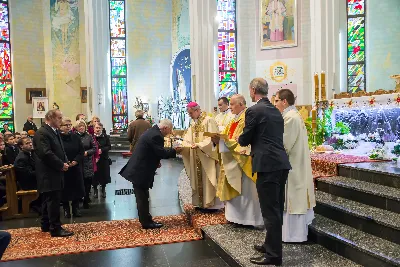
left=181, top=103, right=224, bottom=210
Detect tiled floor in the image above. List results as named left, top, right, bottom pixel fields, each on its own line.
left=0, top=156, right=228, bottom=267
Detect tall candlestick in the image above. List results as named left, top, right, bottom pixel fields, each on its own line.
left=314, top=73, right=320, bottom=103
left=311, top=108, right=317, bottom=131
left=321, top=71, right=326, bottom=101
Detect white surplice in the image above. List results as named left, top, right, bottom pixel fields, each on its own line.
left=282, top=106, right=316, bottom=242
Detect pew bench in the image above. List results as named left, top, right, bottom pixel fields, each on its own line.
left=16, top=190, right=39, bottom=216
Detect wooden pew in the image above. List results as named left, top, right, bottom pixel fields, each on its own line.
left=0, top=165, right=39, bottom=220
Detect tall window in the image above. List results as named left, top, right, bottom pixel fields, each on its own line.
left=0, top=1, right=13, bottom=132
left=109, top=0, right=128, bottom=132
left=347, top=0, right=366, bottom=93
left=217, top=0, right=237, bottom=98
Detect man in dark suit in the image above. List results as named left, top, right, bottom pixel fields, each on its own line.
left=14, top=137, right=37, bottom=190
left=119, top=119, right=182, bottom=229
left=33, top=109, right=73, bottom=237
left=23, top=115, right=38, bottom=133
left=238, top=78, right=291, bottom=266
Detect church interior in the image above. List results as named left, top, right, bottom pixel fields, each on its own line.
left=0, top=0, right=399, bottom=266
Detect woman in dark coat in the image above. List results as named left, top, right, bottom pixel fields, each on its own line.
left=75, top=120, right=97, bottom=208
left=59, top=118, right=85, bottom=218
left=92, top=122, right=111, bottom=198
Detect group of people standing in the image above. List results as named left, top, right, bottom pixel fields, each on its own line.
left=35, top=110, right=112, bottom=237
left=180, top=78, right=315, bottom=265
left=120, top=77, right=315, bottom=266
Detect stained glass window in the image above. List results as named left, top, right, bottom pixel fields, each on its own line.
left=109, top=0, right=128, bottom=132
left=217, top=0, right=237, bottom=98
left=347, top=0, right=366, bottom=93
left=0, top=0, right=12, bottom=130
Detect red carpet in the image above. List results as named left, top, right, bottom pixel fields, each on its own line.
left=1, top=214, right=202, bottom=262
left=182, top=204, right=227, bottom=234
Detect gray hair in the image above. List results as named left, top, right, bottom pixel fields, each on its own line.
left=231, top=94, right=246, bottom=106
left=45, top=109, right=62, bottom=120
left=249, top=78, right=269, bottom=96
left=135, top=110, right=144, bottom=118
left=158, top=119, right=173, bottom=129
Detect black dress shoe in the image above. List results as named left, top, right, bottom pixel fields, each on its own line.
left=250, top=256, right=282, bottom=266
left=142, top=222, right=163, bottom=229
left=50, top=228, right=74, bottom=237
left=254, top=244, right=266, bottom=253
left=41, top=226, right=50, bottom=232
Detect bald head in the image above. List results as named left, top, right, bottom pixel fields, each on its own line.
left=230, top=94, right=247, bottom=115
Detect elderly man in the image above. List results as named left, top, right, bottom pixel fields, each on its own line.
left=213, top=94, right=263, bottom=226
left=127, top=110, right=152, bottom=152
left=215, top=97, right=234, bottom=132
left=181, top=102, right=223, bottom=210
left=23, top=115, right=38, bottom=132
left=119, top=119, right=181, bottom=229
left=274, top=89, right=316, bottom=243
left=238, top=78, right=291, bottom=266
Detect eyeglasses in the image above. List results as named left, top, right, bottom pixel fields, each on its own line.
left=61, top=124, right=72, bottom=127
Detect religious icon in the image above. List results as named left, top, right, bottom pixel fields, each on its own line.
left=37, top=102, right=45, bottom=112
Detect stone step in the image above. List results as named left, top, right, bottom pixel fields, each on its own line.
left=202, top=223, right=360, bottom=267
left=338, top=162, right=400, bottom=188
left=316, top=176, right=400, bottom=213
left=309, top=214, right=400, bottom=267
left=315, top=191, right=400, bottom=244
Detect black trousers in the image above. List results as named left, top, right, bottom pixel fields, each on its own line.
left=83, top=177, right=92, bottom=203
left=0, top=231, right=10, bottom=260
left=41, top=190, right=62, bottom=231
left=256, top=170, right=289, bottom=260
left=133, top=187, right=152, bottom=226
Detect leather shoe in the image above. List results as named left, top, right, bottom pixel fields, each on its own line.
left=142, top=222, right=163, bottom=229
left=254, top=244, right=266, bottom=254
left=250, top=256, right=282, bottom=266
left=41, top=226, right=50, bottom=233
left=50, top=228, right=74, bottom=237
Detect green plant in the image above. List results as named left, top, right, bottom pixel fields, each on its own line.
left=392, top=142, right=400, bottom=156
left=334, top=121, right=350, bottom=135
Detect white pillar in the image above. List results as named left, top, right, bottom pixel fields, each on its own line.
left=189, top=0, right=218, bottom=112
left=84, top=0, right=112, bottom=131
left=310, top=0, right=340, bottom=101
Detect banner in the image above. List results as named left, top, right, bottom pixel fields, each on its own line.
left=32, top=97, right=49, bottom=118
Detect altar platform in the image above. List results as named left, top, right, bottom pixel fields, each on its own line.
left=178, top=159, right=400, bottom=266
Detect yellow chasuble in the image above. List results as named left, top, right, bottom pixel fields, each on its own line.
left=217, top=110, right=257, bottom=201
left=181, top=112, right=220, bottom=208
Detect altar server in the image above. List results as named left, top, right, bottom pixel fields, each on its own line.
left=181, top=102, right=224, bottom=210
left=215, top=97, right=235, bottom=132
left=213, top=94, right=263, bottom=226
left=274, top=89, right=316, bottom=243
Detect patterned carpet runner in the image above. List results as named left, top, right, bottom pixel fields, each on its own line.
left=1, top=214, right=202, bottom=262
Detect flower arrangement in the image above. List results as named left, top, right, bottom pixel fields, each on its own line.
left=369, top=143, right=389, bottom=160
left=333, top=121, right=350, bottom=135
left=326, top=133, right=358, bottom=150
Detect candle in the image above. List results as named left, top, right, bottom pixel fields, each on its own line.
left=314, top=73, right=320, bottom=102
left=311, top=108, right=317, bottom=131
left=312, top=109, right=317, bottom=120
left=321, top=71, right=326, bottom=101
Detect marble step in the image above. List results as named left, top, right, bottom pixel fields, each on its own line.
left=338, top=162, right=400, bottom=188
left=316, top=176, right=400, bottom=213
left=309, top=214, right=400, bottom=267
left=202, top=223, right=360, bottom=267
left=315, top=191, right=400, bottom=244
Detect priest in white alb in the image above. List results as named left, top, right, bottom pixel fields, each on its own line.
left=215, top=97, right=235, bottom=132
left=212, top=94, right=263, bottom=226
left=181, top=102, right=224, bottom=210
left=274, top=89, right=316, bottom=242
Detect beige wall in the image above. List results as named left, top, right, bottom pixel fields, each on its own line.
left=10, top=0, right=46, bottom=132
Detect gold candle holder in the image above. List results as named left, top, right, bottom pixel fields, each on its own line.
left=314, top=73, right=320, bottom=104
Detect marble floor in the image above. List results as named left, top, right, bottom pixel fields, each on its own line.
left=0, top=156, right=229, bottom=267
